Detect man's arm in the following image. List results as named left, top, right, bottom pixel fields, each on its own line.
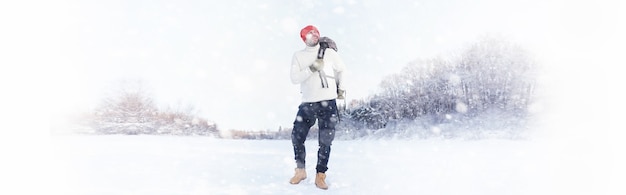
left=329, top=50, right=346, bottom=90
left=290, top=55, right=313, bottom=84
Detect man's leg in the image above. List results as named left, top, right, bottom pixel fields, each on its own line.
left=316, top=100, right=338, bottom=173
left=290, top=103, right=316, bottom=184
left=314, top=100, right=337, bottom=190
left=292, top=103, right=315, bottom=168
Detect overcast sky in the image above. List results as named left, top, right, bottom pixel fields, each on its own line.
left=2, top=0, right=625, bottom=133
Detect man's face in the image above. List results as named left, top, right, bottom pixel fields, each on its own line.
left=304, top=31, right=320, bottom=47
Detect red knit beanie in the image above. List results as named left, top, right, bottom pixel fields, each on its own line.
left=300, top=25, right=319, bottom=42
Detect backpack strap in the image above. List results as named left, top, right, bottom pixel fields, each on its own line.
left=316, top=37, right=338, bottom=88
left=317, top=42, right=328, bottom=59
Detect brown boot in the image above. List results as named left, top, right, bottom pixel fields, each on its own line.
left=315, top=172, right=328, bottom=190
left=289, top=168, right=307, bottom=184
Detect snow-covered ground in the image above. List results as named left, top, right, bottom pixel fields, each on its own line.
left=4, top=135, right=618, bottom=195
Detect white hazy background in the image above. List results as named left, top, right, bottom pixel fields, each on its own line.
left=6, top=0, right=625, bottom=133
left=1, top=0, right=625, bottom=194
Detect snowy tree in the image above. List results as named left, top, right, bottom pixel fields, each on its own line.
left=92, top=80, right=158, bottom=135
left=458, top=36, right=536, bottom=116
left=85, top=80, right=220, bottom=136
left=156, top=102, right=219, bottom=136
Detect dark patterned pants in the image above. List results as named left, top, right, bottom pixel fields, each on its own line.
left=291, top=99, right=338, bottom=173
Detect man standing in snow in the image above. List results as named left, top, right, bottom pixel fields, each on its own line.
left=288, top=25, right=346, bottom=190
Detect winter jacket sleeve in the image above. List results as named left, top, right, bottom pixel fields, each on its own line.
left=290, top=54, right=313, bottom=84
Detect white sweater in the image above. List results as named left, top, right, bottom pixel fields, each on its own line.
left=291, top=45, right=346, bottom=103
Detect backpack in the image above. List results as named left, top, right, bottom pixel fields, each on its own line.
left=316, top=37, right=338, bottom=59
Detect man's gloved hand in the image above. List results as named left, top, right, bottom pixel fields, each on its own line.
left=337, top=89, right=345, bottom=99
left=309, top=59, right=324, bottom=72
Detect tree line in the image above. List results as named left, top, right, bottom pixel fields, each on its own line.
left=338, top=36, right=538, bottom=139
left=79, top=80, right=220, bottom=136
